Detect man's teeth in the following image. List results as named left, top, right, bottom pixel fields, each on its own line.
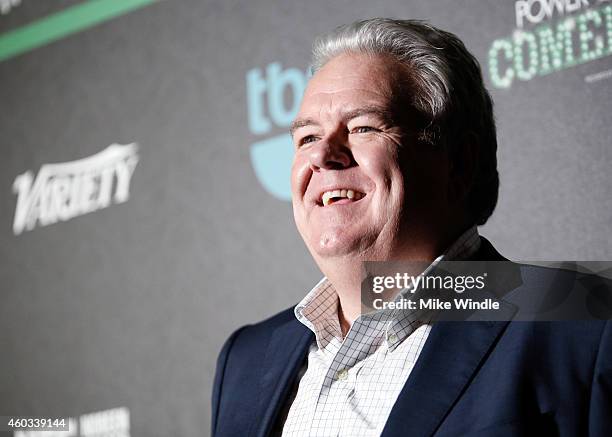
left=321, top=189, right=364, bottom=206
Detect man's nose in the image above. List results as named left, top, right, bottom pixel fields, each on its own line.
left=308, top=137, right=353, bottom=171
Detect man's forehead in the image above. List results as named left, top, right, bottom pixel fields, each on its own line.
left=297, top=53, right=411, bottom=119
left=305, top=53, right=401, bottom=95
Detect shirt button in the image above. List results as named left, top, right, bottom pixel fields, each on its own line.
left=336, top=368, right=348, bottom=381
left=388, top=334, right=398, bottom=345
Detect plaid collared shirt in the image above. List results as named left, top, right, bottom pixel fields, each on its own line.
left=281, top=227, right=481, bottom=437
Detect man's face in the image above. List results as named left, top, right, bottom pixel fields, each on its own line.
left=290, top=53, right=454, bottom=264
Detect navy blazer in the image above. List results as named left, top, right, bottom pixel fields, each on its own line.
left=212, top=239, right=612, bottom=436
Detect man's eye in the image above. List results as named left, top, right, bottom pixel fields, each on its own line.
left=352, top=126, right=377, bottom=134
left=300, top=135, right=317, bottom=145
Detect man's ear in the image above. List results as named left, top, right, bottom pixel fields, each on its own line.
left=447, top=132, right=479, bottom=203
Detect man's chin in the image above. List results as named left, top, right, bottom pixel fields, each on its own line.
left=308, top=231, right=369, bottom=260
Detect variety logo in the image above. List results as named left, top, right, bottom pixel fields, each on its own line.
left=488, top=0, right=612, bottom=88
left=12, top=143, right=139, bottom=235
left=246, top=62, right=309, bottom=201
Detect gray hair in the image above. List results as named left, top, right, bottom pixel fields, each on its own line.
left=311, top=18, right=499, bottom=226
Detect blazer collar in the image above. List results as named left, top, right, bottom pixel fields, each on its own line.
left=380, top=237, right=517, bottom=436
left=381, top=318, right=514, bottom=437
left=252, top=317, right=313, bottom=437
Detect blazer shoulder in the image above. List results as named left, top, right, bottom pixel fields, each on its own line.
left=219, top=306, right=302, bottom=356
left=252, top=305, right=300, bottom=329
left=211, top=306, right=302, bottom=434
left=239, top=305, right=299, bottom=337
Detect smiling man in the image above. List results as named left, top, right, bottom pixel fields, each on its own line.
left=212, top=19, right=611, bottom=437
left=289, top=48, right=477, bottom=332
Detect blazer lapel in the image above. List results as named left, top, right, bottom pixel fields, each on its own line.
left=380, top=237, right=520, bottom=436
left=252, top=318, right=314, bottom=437
left=381, top=319, right=513, bottom=437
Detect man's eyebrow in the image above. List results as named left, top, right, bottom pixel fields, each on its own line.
left=289, top=118, right=319, bottom=136
left=341, top=106, right=395, bottom=124
left=289, top=106, right=395, bottom=137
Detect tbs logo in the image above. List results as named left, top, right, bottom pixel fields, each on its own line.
left=246, top=62, right=309, bottom=200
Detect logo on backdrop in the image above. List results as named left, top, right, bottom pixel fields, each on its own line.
left=246, top=62, right=309, bottom=201
left=488, top=0, right=612, bottom=88
left=12, top=143, right=139, bottom=235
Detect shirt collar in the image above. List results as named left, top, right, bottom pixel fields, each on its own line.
left=295, top=226, right=481, bottom=351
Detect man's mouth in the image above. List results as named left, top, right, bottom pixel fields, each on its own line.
left=320, top=189, right=365, bottom=206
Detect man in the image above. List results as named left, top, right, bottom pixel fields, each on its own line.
left=212, top=19, right=611, bottom=436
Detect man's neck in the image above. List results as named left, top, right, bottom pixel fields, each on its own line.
left=322, top=249, right=440, bottom=337
left=321, top=227, right=479, bottom=337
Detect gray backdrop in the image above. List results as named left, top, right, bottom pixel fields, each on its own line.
left=1, top=0, right=611, bottom=436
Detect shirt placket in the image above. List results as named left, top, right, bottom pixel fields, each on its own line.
left=316, top=347, right=357, bottom=437
left=320, top=319, right=383, bottom=436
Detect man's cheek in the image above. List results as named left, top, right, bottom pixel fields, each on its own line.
left=290, top=159, right=310, bottom=195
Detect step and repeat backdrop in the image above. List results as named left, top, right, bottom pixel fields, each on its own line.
left=1, top=0, right=611, bottom=436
